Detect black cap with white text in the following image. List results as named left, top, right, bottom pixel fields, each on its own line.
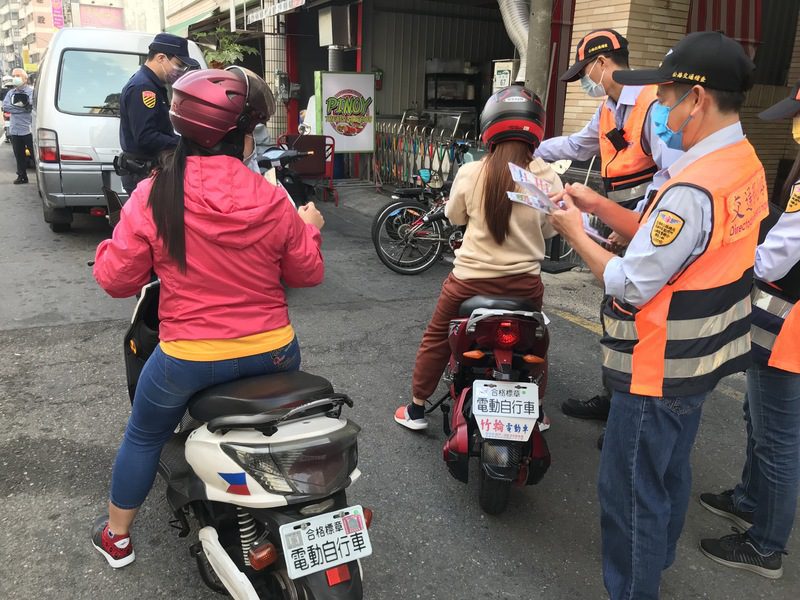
left=612, top=31, right=754, bottom=92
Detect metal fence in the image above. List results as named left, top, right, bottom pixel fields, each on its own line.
left=373, top=120, right=483, bottom=187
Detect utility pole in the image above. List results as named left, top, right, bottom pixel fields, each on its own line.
left=524, top=0, right=552, bottom=100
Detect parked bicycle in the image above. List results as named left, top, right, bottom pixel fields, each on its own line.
left=372, top=168, right=465, bottom=275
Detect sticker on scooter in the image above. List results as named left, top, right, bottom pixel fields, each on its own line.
left=218, top=472, right=250, bottom=496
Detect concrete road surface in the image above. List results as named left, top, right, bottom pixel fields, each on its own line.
left=0, top=155, right=796, bottom=599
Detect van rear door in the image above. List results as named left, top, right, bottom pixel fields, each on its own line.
left=55, top=49, right=145, bottom=199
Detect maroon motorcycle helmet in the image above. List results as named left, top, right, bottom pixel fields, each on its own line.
left=225, top=65, right=277, bottom=131
left=480, top=85, right=545, bottom=151
left=169, top=69, right=248, bottom=149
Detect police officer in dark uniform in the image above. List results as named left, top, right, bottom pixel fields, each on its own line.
left=117, top=33, right=199, bottom=195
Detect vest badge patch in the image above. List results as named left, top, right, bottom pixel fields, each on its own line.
left=142, top=90, right=157, bottom=109
left=651, top=210, right=684, bottom=246
left=787, top=184, right=800, bottom=214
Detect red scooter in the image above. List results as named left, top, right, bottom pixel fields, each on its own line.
left=431, top=296, right=551, bottom=514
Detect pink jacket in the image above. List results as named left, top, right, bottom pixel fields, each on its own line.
left=94, top=155, right=324, bottom=342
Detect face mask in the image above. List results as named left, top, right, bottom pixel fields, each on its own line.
left=159, top=61, right=183, bottom=85
left=792, top=115, right=800, bottom=144
left=651, top=89, right=693, bottom=150
left=580, top=60, right=606, bottom=98
left=12, top=77, right=23, bottom=87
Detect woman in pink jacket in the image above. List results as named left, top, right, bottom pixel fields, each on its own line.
left=91, top=68, right=325, bottom=568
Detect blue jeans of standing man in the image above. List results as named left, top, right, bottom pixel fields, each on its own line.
left=109, top=339, right=301, bottom=509
left=731, top=363, right=800, bottom=554
left=599, top=390, right=707, bottom=600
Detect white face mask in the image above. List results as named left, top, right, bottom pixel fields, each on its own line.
left=580, top=60, right=606, bottom=98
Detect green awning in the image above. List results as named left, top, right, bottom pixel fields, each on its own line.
left=165, top=11, right=215, bottom=37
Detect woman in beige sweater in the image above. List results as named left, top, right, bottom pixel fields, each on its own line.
left=395, top=85, right=562, bottom=430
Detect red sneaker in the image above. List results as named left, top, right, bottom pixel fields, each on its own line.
left=91, top=517, right=135, bottom=568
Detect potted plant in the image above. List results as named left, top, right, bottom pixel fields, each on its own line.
left=192, top=27, right=258, bottom=69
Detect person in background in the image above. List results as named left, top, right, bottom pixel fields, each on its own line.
left=0, top=74, right=14, bottom=101
left=549, top=32, right=765, bottom=599
left=699, top=80, right=800, bottom=580
left=394, top=85, right=561, bottom=431
left=117, top=33, right=198, bottom=195
left=535, top=29, right=681, bottom=430
left=2, top=68, right=34, bottom=184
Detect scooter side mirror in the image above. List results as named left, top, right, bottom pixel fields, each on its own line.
left=298, top=123, right=312, bottom=136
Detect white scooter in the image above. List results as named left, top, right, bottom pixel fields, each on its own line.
left=123, top=281, right=371, bottom=599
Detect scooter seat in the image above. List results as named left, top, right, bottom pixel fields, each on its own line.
left=458, top=295, right=538, bottom=317
left=188, top=371, right=334, bottom=422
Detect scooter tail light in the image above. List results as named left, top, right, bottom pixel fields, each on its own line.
left=326, top=563, right=351, bottom=586
left=495, top=320, right=520, bottom=348
left=248, top=542, right=278, bottom=571
left=463, top=350, right=485, bottom=359
left=363, top=507, right=373, bottom=529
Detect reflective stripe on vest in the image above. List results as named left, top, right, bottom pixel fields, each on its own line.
left=599, top=85, right=658, bottom=197
left=751, top=282, right=800, bottom=373
left=601, top=137, right=769, bottom=397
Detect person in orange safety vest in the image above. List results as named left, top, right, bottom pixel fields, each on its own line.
left=548, top=32, right=765, bottom=599
left=536, top=28, right=682, bottom=426
left=699, top=79, right=800, bottom=580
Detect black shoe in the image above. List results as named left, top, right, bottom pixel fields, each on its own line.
left=700, top=530, right=782, bottom=579
left=597, top=429, right=605, bottom=450
left=699, top=490, right=755, bottom=530
left=13, top=177, right=28, bottom=184
left=561, top=393, right=611, bottom=420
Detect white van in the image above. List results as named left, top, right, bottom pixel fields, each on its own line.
left=33, top=28, right=205, bottom=232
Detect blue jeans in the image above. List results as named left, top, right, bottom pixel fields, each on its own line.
left=109, top=339, right=301, bottom=509
left=599, top=390, right=707, bottom=600
left=732, top=363, right=800, bottom=554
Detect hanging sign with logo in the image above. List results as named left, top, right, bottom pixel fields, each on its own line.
left=314, top=72, right=375, bottom=153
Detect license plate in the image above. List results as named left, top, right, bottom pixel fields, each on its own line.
left=279, top=505, right=372, bottom=580
left=472, top=380, right=539, bottom=442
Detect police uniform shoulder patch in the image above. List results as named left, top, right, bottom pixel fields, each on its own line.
left=787, top=184, right=800, bottom=214
left=141, top=90, right=157, bottom=109
left=650, top=210, right=685, bottom=247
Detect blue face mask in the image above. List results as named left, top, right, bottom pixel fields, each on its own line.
left=651, top=89, right=693, bottom=150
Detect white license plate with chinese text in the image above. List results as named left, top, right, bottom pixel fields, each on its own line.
left=279, top=505, right=372, bottom=580
left=472, top=380, right=539, bottom=442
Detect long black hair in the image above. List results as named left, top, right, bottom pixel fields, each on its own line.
left=147, top=130, right=247, bottom=272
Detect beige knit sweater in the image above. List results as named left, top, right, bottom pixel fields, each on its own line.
left=445, top=157, right=563, bottom=280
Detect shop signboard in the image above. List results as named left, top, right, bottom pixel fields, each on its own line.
left=52, top=0, right=64, bottom=29
left=247, top=0, right=306, bottom=25
left=314, top=72, right=375, bottom=154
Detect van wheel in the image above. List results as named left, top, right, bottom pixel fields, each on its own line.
left=49, top=222, right=71, bottom=233
left=42, top=202, right=72, bottom=232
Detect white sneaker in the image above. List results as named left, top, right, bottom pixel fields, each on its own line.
left=394, top=405, right=428, bottom=431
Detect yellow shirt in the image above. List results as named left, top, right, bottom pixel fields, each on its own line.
left=160, top=324, right=295, bottom=361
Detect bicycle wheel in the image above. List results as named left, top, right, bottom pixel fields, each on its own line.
left=372, top=200, right=444, bottom=275
left=544, top=234, right=575, bottom=262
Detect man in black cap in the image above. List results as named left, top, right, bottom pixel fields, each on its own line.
left=117, top=33, right=200, bottom=195
left=536, top=29, right=681, bottom=429
left=549, top=31, right=767, bottom=599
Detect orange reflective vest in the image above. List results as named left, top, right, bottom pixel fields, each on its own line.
left=598, top=85, right=658, bottom=205
left=751, top=281, right=800, bottom=374
left=601, top=137, right=769, bottom=397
